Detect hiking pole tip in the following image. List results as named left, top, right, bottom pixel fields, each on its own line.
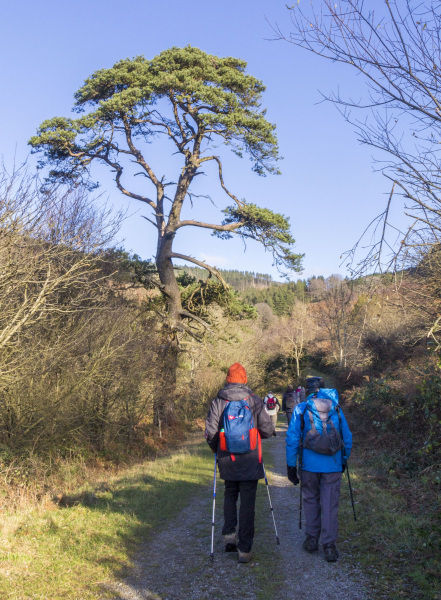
left=262, top=462, right=281, bottom=545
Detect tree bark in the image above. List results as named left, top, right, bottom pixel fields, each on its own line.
left=154, top=229, right=182, bottom=429
left=156, top=231, right=182, bottom=330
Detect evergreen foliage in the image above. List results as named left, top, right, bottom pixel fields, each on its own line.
left=215, top=203, right=303, bottom=274
left=175, top=265, right=307, bottom=316
left=29, top=45, right=302, bottom=333
left=241, top=279, right=307, bottom=315
left=175, top=266, right=276, bottom=291
left=176, top=273, right=257, bottom=320
left=29, top=47, right=280, bottom=181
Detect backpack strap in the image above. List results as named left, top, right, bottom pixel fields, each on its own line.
left=251, top=395, right=262, bottom=463
left=298, top=403, right=309, bottom=471
left=299, top=404, right=308, bottom=446
left=336, top=405, right=346, bottom=463
left=336, top=405, right=342, bottom=431
left=307, top=409, right=316, bottom=432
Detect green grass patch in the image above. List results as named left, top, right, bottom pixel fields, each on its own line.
left=339, top=452, right=441, bottom=600
left=0, top=439, right=213, bottom=600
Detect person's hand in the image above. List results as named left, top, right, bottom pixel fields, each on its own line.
left=287, top=465, right=299, bottom=485
left=342, top=463, right=346, bottom=473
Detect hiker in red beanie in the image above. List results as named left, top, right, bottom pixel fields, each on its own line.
left=205, top=362, right=274, bottom=563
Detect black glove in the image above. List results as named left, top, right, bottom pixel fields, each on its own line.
left=342, top=463, right=346, bottom=473
left=287, top=465, right=300, bottom=486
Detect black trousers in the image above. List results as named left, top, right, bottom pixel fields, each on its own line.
left=222, top=479, right=258, bottom=553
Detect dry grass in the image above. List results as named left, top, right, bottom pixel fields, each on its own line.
left=0, top=433, right=211, bottom=600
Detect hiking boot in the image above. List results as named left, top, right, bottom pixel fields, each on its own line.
left=237, top=549, right=253, bottom=563
left=323, top=543, right=339, bottom=562
left=223, top=532, right=237, bottom=552
left=302, top=535, right=319, bottom=553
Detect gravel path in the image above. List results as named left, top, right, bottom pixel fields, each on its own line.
left=263, top=419, right=370, bottom=600
left=104, top=419, right=372, bottom=600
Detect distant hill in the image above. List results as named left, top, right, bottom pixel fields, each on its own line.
left=240, top=279, right=308, bottom=315
left=175, top=266, right=308, bottom=316
left=175, top=266, right=280, bottom=291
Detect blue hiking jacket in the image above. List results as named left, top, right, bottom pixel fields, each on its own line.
left=286, top=389, right=352, bottom=473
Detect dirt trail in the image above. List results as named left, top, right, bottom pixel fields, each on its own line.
left=105, top=419, right=371, bottom=600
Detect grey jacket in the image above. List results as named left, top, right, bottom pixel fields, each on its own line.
left=205, top=383, right=274, bottom=480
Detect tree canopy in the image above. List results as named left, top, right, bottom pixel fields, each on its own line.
left=30, top=45, right=302, bottom=338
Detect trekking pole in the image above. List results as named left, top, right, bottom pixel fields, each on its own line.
left=262, top=463, right=280, bottom=545
left=339, top=412, right=357, bottom=522
left=210, top=453, right=217, bottom=562
left=298, top=451, right=303, bottom=529
left=345, top=462, right=357, bottom=522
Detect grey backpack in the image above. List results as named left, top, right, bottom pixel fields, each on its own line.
left=301, top=398, right=344, bottom=456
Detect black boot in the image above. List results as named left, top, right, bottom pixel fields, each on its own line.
left=224, top=532, right=237, bottom=552
left=302, top=535, right=319, bottom=553
left=238, top=549, right=253, bottom=563
left=323, top=543, right=339, bottom=562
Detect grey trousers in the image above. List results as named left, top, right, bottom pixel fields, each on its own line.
left=301, top=470, right=342, bottom=546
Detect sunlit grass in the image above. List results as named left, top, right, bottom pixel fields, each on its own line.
left=0, top=441, right=212, bottom=600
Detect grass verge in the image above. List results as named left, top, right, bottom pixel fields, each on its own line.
left=339, top=448, right=441, bottom=600
left=0, top=436, right=212, bottom=600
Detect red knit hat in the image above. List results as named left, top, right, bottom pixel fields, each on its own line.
left=226, top=362, right=247, bottom=384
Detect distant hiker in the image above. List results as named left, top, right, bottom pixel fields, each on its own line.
left=305, top=375, right=325, bottom=397
left=282, top=384, right=298, bottom=425
left=286, top=388, right=352, bottom=562
left=263, top=391, right=280, bottom=434
left=295, top=385, right=306, bottom=403
left=205, top=362, right=274, bottom=563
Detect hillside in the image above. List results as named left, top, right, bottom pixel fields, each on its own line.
left=175, top=266, right=281, bottom=290
left=0, top=217, right=439, bottom=600
left=175, top=265, right=309, bottom=315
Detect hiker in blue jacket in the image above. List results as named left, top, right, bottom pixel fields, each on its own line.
left=286, top=388, right=352, bottom=562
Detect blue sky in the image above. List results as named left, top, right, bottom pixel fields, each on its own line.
left=0, top=0, right=397, bottom=280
